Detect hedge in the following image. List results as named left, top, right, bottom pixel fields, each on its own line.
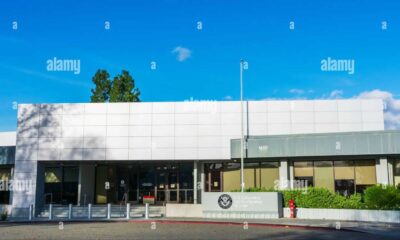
left=232, top=185, right=400, bottom=210
left=364, top=185, right=400, bottom=210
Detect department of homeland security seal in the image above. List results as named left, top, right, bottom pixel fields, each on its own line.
left=218, top=194, right=233, bottom=209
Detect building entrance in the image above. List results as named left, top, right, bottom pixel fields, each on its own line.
left=95, top=162, right=194, bottom=205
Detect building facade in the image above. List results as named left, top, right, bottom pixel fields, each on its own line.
left=1, top=99, right=400, bottom=217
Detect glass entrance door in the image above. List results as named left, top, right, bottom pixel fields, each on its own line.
left=155, top=165, right=179, bottom=203
left=168, top=171, right=178, bottom=202
left=156, top=171, right=167, bottom=202
left=139, top=166, right=155, bottom=203
left=95, top=163, right=194, bottom=205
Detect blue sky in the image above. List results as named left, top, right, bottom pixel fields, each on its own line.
left=1, top=0, right=400, bottom=131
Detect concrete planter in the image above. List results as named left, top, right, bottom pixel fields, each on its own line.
left=166, top=204, right=203, bottom=218
left=284, top=207, right=400, bottom=223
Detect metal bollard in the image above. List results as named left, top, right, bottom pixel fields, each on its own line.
left=68, top=204, right=72, bottom=220
left=107, top=203, right=111, bottom=219
left=145, top=203, right=149, bottom=219
left=88, top=204, right=92, bottom=219
left=29, top=204, right=33, bottom=221
left=49, top=204, right=53, bottom=220
left=126, top=203, right=130, bottom=220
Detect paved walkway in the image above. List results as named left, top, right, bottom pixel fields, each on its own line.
left=157, top=218, right=400, bottom=238
left=1, top=221, right=399, bottom=240
left=4, top=217, right=400, bottom=238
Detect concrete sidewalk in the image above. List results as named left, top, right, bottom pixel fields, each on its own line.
left=154, top=218, right=400, bottom=237
left=3, top=217, right=400, bottom=237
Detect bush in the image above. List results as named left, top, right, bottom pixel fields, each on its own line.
left=230, top=185, right=399, bottom=210
left=280, top=188, right=358, bottom=209
left=0, top=211, right=7, bottom=221
left=364, top=185, right=400, bottom=210
left=335, top=193, right=365, bottom=209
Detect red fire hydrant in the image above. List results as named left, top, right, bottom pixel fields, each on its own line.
left=289, top=199, right=296, bottom=218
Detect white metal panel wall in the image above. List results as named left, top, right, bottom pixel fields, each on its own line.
left=0, top=131, right=16, bottom=146
left=15, top=99, right=383, bottom=162
left=11, top=99, right=384, bottom=213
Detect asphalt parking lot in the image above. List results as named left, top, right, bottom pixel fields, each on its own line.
left=0, top=221, right=398, bottom=240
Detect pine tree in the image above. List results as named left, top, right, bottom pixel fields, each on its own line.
left=109, top=70, right=140, bottom=102
left=90, top=70, right=111, bottom=102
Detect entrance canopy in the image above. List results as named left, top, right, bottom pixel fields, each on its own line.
left=231, top=130, right=400, bottom=159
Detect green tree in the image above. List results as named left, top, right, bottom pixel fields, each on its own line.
left=109, top=70, right=140, bottom=102
left=90, top=70, right=111, bottom=102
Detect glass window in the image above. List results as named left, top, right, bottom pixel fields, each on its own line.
left=179, top=163, right=193, bottom=190
left=394, top=160, right=400, bottom=188
left=222, top=163, right=240, bottom=192
left=63, top=167, right=79, bottom=182
left=294, top=161, right=314, bottom=188
left=294, top=177, right=314, bottom=187
left=44, top=167, right=62, bottom=204
left=178, top=163, right=193, bottom=204
left=95, top=166, right=108, bottom=204
left=139, top=165, right=155, bottom=201
left=355, top=160, right=376, bottom=185
left=62, top=167, right=79, bottom=205
left=334, top=161, right=355, bottom=195
left=355, top=160, right=377, bottom=194
left=0, top=168, right=11, bottom=181
left=45, top=167, right=62, bottom=183
left=244, top=162, right=259, bottom=189
left=260, top=162, right=279, bottom=189
left=394, top=160, right=400, bottom=175
left=294, top=161, right=313, bottom=177
left=210, top=171, right=222, bottom=192
left=335, top=180, right=355, bottom=196
left=205, top=163, right=222, bottom=192
left=334, top=161, right=355, bottom=180
left=44, top=166, right=79, bottom=205
left=314, top=161, right=334, bottom=192
left=0, top=147, right=15, bottom=163
left=0, top=167, right=11, bottom=204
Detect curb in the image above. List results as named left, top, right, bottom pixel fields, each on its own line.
left=128, top=219, right=359, bottom=232
left=0, top=218, right=360, bottom=233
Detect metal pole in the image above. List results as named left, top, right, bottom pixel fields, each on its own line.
left=107, top=203, right=111, bottom=219
left=49, top=204, right=53, bottom=220
left=145, top=203, right=149, bottom=219
left=126, top=203, right=130, bottom=220
left=193, top=161, right=198, bottom=204
left=240, top=59, right=245, bottom=192
left=29, top=204, right=33, bottom=221
left=88, top=203, right=92, bottom=219
left=68, top=204, right=72, bottom=220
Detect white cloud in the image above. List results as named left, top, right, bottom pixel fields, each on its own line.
left=329, top=89, right=344, bottom=99
left=172, top=46, right=191, bottom=62
left=355, top=89, right=400, bottom=130
left=262, top=89, right=400, bottom=129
